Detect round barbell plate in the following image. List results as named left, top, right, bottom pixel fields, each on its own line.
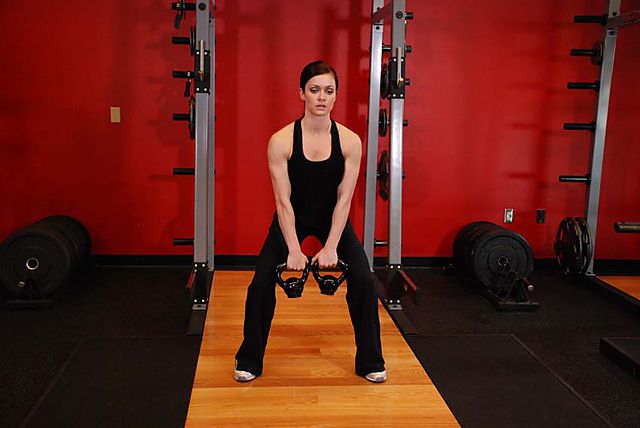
left=378, top=109, right=388, bottom=137
left=472, top=231, right=534, bottom=290
left=453, top=221, right=495, bottom=270
left=462, top=222, right=501, bottom=274
left=36, top=216, right=91, bottom=268
left=555, top=217, right=582, bottom=274
left=0, top=227, right=73, bottom=298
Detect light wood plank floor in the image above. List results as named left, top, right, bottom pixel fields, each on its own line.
left=186, top=270, right=459, bottom=427
left=598, top=276, right=640, bottom=300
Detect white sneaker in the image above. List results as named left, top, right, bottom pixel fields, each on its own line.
left=234, top=370, right=256, bottom=382
left=365, top=370, right=387, bottom=383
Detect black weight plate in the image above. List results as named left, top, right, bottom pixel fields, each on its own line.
left=378, top=109, right=388, bottom=137
left=462, top=222, right=501, bottom=274
left=554, top=217, right=581, bottom=274
left=189, top=96, right=195, bottom=139
left=452, top=221, right=495, bottom=270
left=377, top=150, right=389, bottom=201
left=50, top=216, right=91, bottom=259
left=0, top=228, right=73, bottom=297
left=381, top=63, right=390, bottom=99
left=575, top=217, right=592, bottom=274
left=591, top=41, right=603, bottom=66
left=472, top=231, right=534, bottom=290
left=30, top=222, right=81, bottom=270
left=36, top=216, right=92, bottom=267
left=33, top=220, right=80, bottom=268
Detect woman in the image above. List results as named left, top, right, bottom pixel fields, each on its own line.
left=234, top=60, right=386, bottom=383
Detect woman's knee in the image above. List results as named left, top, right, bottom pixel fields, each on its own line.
left=248, top=269, right=277, bottom=293
left=346, top=267, right=375, bottom=292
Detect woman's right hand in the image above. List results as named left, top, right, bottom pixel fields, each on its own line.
left=287, top=250, right=308, bottom=271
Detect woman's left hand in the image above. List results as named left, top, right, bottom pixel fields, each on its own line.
left=311, top=247, right=338, bottom=269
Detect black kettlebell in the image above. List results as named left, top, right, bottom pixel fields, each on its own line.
left=275, top=262, right=309, bottom=298
left=312, top=260, right=349, bottom=295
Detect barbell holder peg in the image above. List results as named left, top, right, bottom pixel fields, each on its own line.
left=172, top=36, right=190, bottom=45
left=559, top=175, right=590, bottom=183
left=173, top=113, right=190, bottom=121
left=570, top=48, right=596, bottom=57
left=173, top=238, right=194, bottom=245
left=172, top=70, right=194, bottom=79
left=567, top=81, right=599, bottom=91
left=173, top=168, right=195, bottom=175
left=563, top=122, right=596, bottom=131
left=573, top=14, right=607, bottom=24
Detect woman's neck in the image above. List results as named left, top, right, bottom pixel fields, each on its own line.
left=301, top=114, right=331, bottom=135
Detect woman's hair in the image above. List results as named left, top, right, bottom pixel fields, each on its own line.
left=299, top=60, right=339, bottom=91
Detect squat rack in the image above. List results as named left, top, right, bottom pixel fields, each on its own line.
left=364, top=0, right=416, bottom=310
left=170, top=0, right=216, bottom=335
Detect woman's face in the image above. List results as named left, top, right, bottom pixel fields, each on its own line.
left=299, top=73, right=337, bottom=116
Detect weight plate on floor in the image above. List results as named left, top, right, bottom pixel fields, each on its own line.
left=36, top=216, right=91, bottom=267
left=472, top=230, right=534, bottom=290
left=462, top=222, right=500, bottom=274
left=575, top=217, right=592, bottom=274
left=0, top=227, right=73, bottom=298
left=554, top=217, right=582, bottom=274
left=453, top=221, right=495, bottom=270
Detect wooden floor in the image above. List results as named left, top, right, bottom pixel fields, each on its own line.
left=598, top=276, right=640, bottom=300
left=186, top=270, right=459, bottom=427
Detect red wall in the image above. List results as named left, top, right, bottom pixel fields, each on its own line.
left=1, top=0, right=638, bottom=260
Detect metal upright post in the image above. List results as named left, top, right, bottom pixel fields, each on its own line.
left=584, top=0, right=620, bottom=275
left=364, top=0, right=386, bottom=271
left=207, top=8, right=215, bottom=271
left=388, top=0, right=407, bottom=269
left=169, top=1, right=214, bottom=334
left=185, top=1, right=214, bottom=335
left=194, top=4, right=211, bottom=266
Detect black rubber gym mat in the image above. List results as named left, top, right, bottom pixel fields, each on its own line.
left=22, top=337, right=200, bottom=428
left=600, top=337, right=640, bottom=380
left=407, top=334, right=612, bottom=428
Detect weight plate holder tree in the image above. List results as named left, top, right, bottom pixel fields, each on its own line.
left=364, top=0, right=415, bottom=312
left=556, top=1, right=640, bottom=277
left=170, top=0, right=216, bottom=335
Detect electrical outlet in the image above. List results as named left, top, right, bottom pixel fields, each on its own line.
left=536, top=209, right=546, bottom=224
left=504, top=208, right=514, bottom=224
left=110, top=107, right=121, bottom=123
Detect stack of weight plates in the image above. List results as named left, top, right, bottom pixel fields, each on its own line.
left=453, top=221, right=534, bottom=292
left=0, top=215, right=91, bottom=299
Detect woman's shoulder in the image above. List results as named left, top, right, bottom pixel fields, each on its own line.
left=334, top=121, right=362, bottom=146
left=269, top=121, right=295, bottom=144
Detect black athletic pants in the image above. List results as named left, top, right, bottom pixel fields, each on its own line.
left=235, top=214, right=385, bottom=377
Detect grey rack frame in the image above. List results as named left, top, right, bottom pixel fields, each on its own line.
left=567, top=0, right=639, bottom=275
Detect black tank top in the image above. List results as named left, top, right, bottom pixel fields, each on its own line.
left=287, top=118, right=345, bottom=232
